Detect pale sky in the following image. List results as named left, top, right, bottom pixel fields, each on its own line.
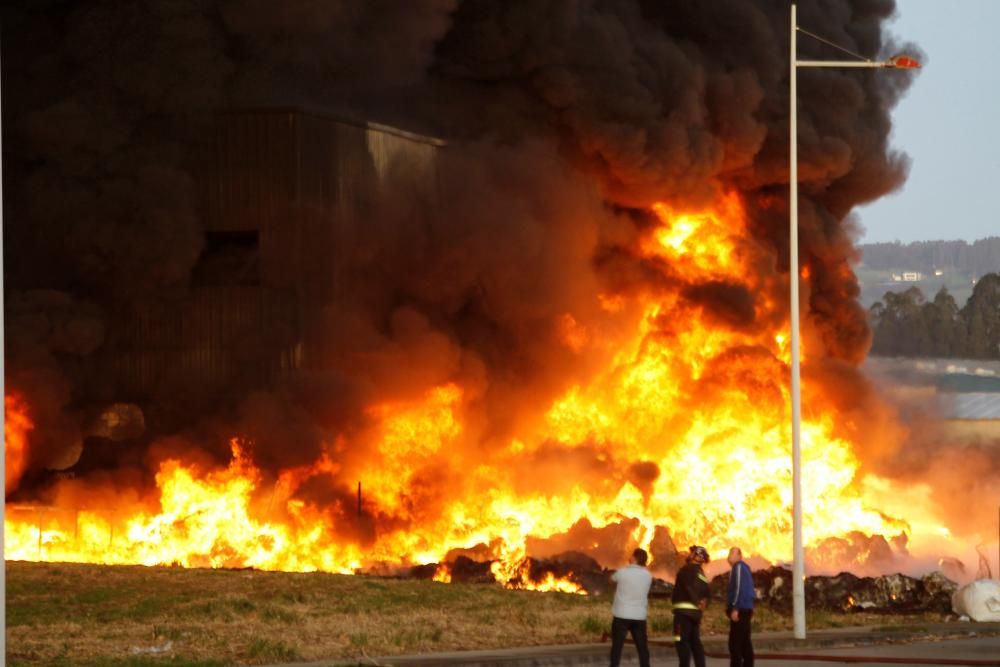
left=857, top=0, right=1000, bottom=243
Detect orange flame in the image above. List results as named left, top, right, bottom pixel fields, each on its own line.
left=5, top=394, right=33, bottom=495
left=2, top=195, right=936, bottom=590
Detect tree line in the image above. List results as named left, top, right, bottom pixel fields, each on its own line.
left=861, top=237, right=1000, bottom=276
left=869, top=273, right=1000, bottom=358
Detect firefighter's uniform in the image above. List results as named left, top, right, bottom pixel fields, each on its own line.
left=672, top=558, right=710, bottom=667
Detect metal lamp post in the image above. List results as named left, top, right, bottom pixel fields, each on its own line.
left=788, top=2, right=919, bottom=639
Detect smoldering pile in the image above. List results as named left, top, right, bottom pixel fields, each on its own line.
left=715, top=566, right=958, bottom=614
left=406, top=550, right=958, bottom=614
left=424, top=551, right=615, bottom=595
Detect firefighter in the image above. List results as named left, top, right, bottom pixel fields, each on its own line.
left=672, top=544, right=711, bottom=667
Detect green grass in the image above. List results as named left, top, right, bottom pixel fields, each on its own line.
left=246, top=638, right=301, bottom=662
left=5, top=561, right=946, bottom=665
left=9, top=660, right=225, bottom=667
left=75, top=588, right=116, bottom=604
left=260, top=605, right=300, bottom=624
left=109, top=660, right=223, bottom=667
left=578, top=615, right=607, bottom=634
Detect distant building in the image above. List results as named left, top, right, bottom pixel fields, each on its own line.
left=938, top=392, right=1000, bottom=420
left=937, top=374, right=1000, bottom=421
left=865, top=358, right=1000, bottom=440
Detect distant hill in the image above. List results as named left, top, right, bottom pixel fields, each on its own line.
left=856, top=237, right=1000, bottom=308
left=859, top=237, right=1000, bottom=275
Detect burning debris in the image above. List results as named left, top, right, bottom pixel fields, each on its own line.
left=439, top=556, right=495, bottom=585
left=424, top=550, right=959, bottom=616
left=435, top=550, right=606, bottom=595
left=732, top=567, right=958, bottom=614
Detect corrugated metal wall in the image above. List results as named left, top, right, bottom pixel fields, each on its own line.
left=210, top=112, right=299, bottom=288
left=210, top=110, right=442, bottom=296
left=110, top=109, right=443, bottom=398
left=108, top=287, right=299, bottom=394
left=210, top=109, right=443, bottom=371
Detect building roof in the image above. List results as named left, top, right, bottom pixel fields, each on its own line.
left=218, top=107, right=446, bottom=146
left=937, top=374, right=1000, bottom=393
left=938, top=392, right=1000, bottom=420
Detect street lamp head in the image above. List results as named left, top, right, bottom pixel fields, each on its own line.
left=887, top=54, right=921, bottom=69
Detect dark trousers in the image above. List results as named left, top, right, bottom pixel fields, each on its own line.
left=673, top=612, right=705, bottom=667
left=609, top=616, right=650, bottom=667
left=728, top=608, right=754, bottom=667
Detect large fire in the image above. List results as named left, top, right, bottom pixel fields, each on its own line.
left=4, top=195, right=943, bottom=590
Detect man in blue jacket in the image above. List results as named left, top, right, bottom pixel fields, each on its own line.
left=726, top=547, right=755, bottom=667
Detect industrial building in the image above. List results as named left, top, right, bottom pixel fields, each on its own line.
left=866, top=358, right=1000, bottom=438
left=106, top=109, right=445, bottom=400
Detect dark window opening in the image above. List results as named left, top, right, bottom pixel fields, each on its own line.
left=192, top=230, right=260, bottom=287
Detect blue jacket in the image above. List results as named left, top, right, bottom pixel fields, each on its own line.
left=727, top=560, right=754, bottom=610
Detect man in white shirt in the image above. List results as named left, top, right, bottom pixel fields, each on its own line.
left=609, top=547, right=653, bottom=667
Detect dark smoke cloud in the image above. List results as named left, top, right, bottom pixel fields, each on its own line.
left=431, top=0, right=919, bottom=379
left=5, top=290, right=102, bottom=481
left=3, top=0, right=929, bottom=561
left=681, top=281, right=758, bottom=330
left=220, top=0, right=456, bottom=105
left=2, top=0, right=455, bottom=487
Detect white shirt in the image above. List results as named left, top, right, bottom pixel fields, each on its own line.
left=611, top=564, right=653, bottom=620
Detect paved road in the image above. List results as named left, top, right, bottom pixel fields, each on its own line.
left=274, top=625, right=1000, bottom=666
left=697, top=636, right=1000, bottom=666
